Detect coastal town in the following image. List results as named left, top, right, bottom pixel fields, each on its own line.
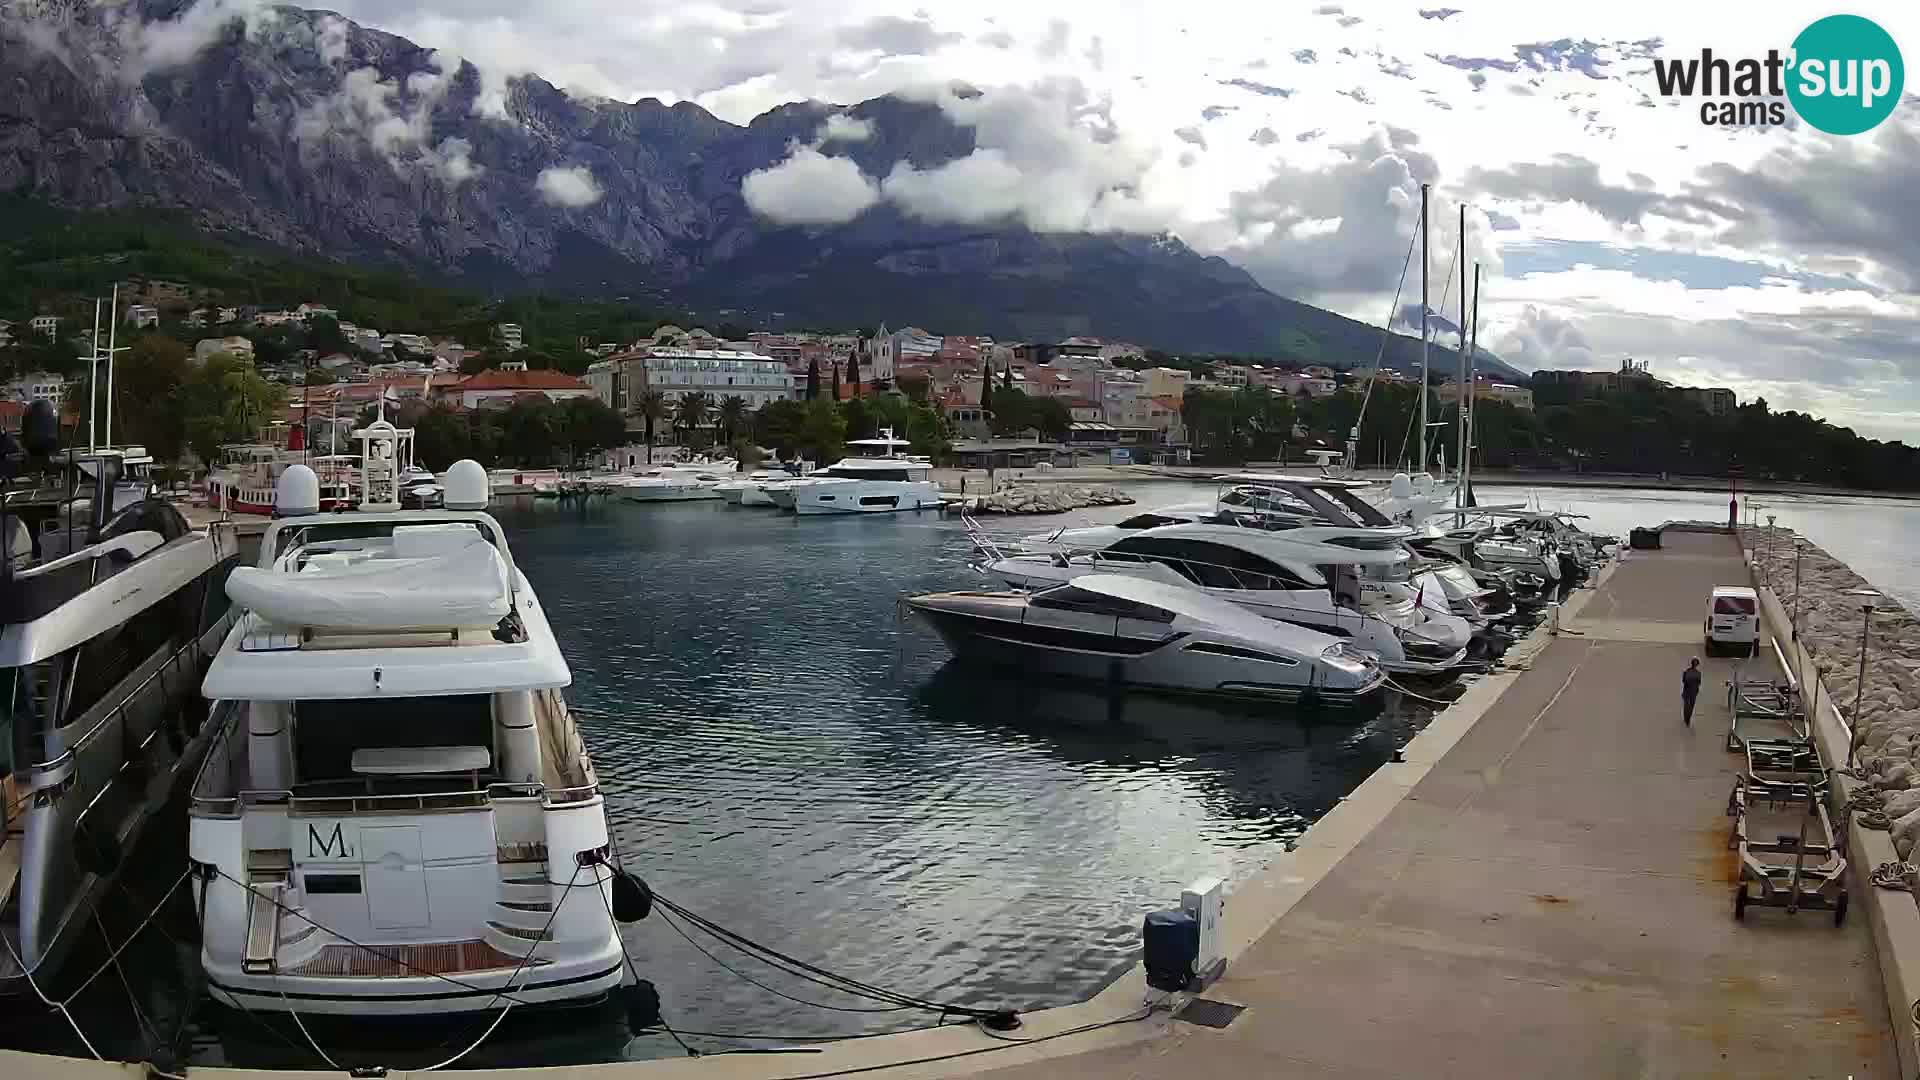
left=0, top=286, right=1760, bottom=478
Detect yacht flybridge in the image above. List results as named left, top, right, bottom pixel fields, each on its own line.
left=188, top=418, right=628, bottom=1016
left=2, top=407, right=242, bottom=997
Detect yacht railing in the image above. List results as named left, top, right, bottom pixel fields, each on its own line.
left=975, top=543, right=1324, bottom=598
left=190, top=775, right=600, bottom=819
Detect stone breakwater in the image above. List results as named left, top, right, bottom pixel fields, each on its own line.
left=953, top=485, right=1136, bottom=515
left=1744, top=528, right=1920, bottom=856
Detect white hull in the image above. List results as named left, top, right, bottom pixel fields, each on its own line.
left=791, top=479, right=943, bottom=515
left=738, top=485, right=777, bottom=507
left=615, top=483, right=721, bottom=503
left=990, top=560, right=1465, bottom=674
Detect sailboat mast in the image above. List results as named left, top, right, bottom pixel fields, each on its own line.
left=1417, top=182, right=1429, bottom=474
left=88, top=298, right=102, bottom=451
left=1455, top=203, right=1469, bottom=500
left=105, top=283, right=119, bottom=447
left=1465, top=262, right=1482, bottom=509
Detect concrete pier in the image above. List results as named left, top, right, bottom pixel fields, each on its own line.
left=985, top=529, right=1894, bottom=1079
left=1, top=531, right=1898, bottom=1079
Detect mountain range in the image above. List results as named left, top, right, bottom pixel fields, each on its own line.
left=0, top=0, right=1526, bottom=381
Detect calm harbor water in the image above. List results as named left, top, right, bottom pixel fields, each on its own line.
left=13, top=478, right=1920, bottom=1069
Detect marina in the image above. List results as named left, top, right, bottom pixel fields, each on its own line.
left=3, top=475, right=1920, bottom=1076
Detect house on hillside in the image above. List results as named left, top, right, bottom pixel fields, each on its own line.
left=195, top=336, right=256, bottom=364
left=456, top=368, right=594, bottom=409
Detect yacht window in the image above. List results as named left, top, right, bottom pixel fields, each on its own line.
left=3, top=662, right=57, bottom=778
left=65, top=599, right=181, bottom=722
left=824, top=467, right=915, bottom=482
left=1115, top=513, right=1181, bottom=529
left=1182, top=641, right=1299, bottom=665
left=1030, top=585, right=1175, bottom=623
left=292, top=694, right=493, bottom=791
left=1107, top=538, right=1307, bottom=591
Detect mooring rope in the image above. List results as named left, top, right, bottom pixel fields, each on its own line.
left=0, top=864, right=192, bottom=1060
left=1873, top=861, right=1918, bottom=891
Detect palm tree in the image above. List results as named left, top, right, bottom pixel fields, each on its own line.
left=635, top=389, right=667, bottom=464
left=676, top=391, right=712, bottom=448
left=718, top=394, right=748, bottom=448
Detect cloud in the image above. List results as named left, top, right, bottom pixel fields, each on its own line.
left=817, top=113, right=874, bottom=143
left=535, top=165, right=604, bottom=207
left=743, top=146, right=880, bottom=225
left=873, top=80, right=1165, bottom=233
left=1495, top=305, right=1595, bottom=370
left=835, top=15, right=960, bottom=56
left=1217, top=78, right=1293, bottom=98
left=291, top=55, right=473, bottom=183
left=1173, top=126, right=1207, bottom=150
left=1249, top=127, right=1279, bottom=146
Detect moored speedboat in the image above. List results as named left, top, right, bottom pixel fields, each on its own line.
left=2, top=413, right=242, bottom=997
left=716, top=471, right=783, bottom=506
left=908, top=575, right=1384, bottom=703
left=188, top=418, right=629, bottom=1016
left=980, top=522, right=1470, bottom=675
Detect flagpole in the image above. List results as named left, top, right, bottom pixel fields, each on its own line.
left=1417, top=182, right=1429, bottom=475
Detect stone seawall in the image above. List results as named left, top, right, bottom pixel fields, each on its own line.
left=948, top=485, right=1136, bottom=515
left=1745, top=528, right=1920, bottom=856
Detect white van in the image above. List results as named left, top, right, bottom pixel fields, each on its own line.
left=1705, top=585, right=1760, bottom=656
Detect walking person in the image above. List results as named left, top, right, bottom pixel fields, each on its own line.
left=1681, top=656, right=1703, bottom=726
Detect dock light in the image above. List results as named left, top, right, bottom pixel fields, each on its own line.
left=1844, top=587, right=1892, bottom=769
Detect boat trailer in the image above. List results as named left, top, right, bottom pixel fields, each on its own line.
left=1724, top=638, right=1806, bottom=752
left=1725, top=738, right=1847, bottom=926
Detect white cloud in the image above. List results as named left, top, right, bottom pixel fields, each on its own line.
left=818, top=113, right=874, bottom=143
left=535, top=165, right=604, bottom=208
left=291, top=54, right=466, bottom=182
left=742, top=146, right=880, bottom=225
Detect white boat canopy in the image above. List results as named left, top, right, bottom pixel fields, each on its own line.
left=1131, top=522, right=1413, bottom=565
left=225, top=530, right=510, bottom=632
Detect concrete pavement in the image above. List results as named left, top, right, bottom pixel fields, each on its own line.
left=983, top=530, right=1895, bottom=1079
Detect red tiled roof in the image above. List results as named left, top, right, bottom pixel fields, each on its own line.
left=460, top=368, right=589, bottom=391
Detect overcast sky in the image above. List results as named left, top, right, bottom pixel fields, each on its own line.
left=283, top=2, right=1920, bottom=440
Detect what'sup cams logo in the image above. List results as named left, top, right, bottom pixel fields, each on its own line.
left=1654, top=14, right=1904, bottom=134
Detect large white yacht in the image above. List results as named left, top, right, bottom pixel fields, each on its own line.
left=3, top=411, right=242, bottom=997
left=980, top=522, right=1470, bottom=674
left=188, top=417, right=628, bottom=1016
left=780, top=431, right=942, bottom=515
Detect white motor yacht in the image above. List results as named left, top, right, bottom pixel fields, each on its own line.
left=188, top=418, right=628, bottom=1016
left=608, top=471, right=720, bottom=503
left=908, top=575, right=1384, bottom=703
left=981, top=522, right=1471, bottom=674
left=716, top=471, right=784, bottom=506
left=785, top=431, right=942, bottom=515
left=3, top=422, right=242, bottom=997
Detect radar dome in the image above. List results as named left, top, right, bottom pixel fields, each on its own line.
left=276, top=465, right=320, bottom=517
left=443, top=459, right=489, bottom=510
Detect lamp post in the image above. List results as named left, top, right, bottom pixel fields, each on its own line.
left=1791, top=538, right=1805, bottom=641
left=1845, top=587, right=1884, bottom=769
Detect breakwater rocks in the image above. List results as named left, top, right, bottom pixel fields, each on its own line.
left=953, top=485, right=1136, bottom=515
left=1745, top=529, right=1920, bottom=855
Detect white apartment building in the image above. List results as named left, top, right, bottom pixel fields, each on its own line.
left=5, top=370, right=67, bottom=404
left=29, top=315, right=59, bottom=338
left=589, top=349, right=796, bottom=413
left=495, top=323, right=525, bottom=351
left=195, top=336, right=256, bottom=364
left=124, top=304, right=160, bottom=328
